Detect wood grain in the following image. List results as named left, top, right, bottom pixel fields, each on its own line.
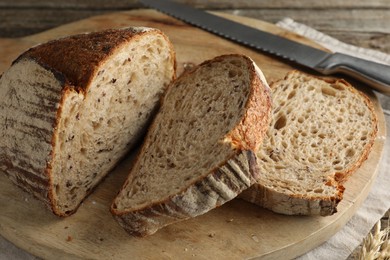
left=0, top=10, right=386, bottom=259
left=1, top=0, right=390, bottom=53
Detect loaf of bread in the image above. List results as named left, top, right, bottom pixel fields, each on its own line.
left=240, top=70, right=378, bottom=216
left=111, top=54, right=272, bottom=236
left=0, top=27, right=176, bottom=216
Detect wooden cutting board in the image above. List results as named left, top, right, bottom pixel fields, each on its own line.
left=0, top=9, right=386, bottom=260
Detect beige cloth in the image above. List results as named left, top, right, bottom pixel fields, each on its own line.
left=276, top=18, right=390, bottom=260
left=1, top=18, right=390, bottom=260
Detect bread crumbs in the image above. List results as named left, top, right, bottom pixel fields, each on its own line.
left=66, top=235, right=72, bottom=242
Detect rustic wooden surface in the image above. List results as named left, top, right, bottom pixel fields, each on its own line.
left=1, top=0, right=390, bottom=54
left=0, top=9, right=387, bottom=260
left=0, top=1, right=389, bottom=259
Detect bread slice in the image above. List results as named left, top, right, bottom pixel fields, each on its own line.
left=240, top=70, right=378, bottom=216
left=111, top=54, right=272, bottom=236
left=0, top=27, right=176, bottom=216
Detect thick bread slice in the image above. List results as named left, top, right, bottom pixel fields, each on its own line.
left=240, top=70, right=378, bottom=216
left=0, top=27, right=176, bottom=216
left=111, top=54, right=272, bottom=237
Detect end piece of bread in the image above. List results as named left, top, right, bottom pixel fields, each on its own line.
left=111, top=54, right=272, bottom=236
left=0, top=27, right=176, bottom=216
left=240, top=70, right=378, bottom=216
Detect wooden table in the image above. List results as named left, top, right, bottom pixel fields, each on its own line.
left=1, top=0, right=390, bottom=53
left=0, top=1, right=389, bottom=259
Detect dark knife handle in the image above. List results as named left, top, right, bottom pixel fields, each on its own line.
left=315, top=52, right=390, bottom=95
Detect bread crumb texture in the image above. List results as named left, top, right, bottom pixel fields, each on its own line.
left=0, top=27, right=175, bottom=216
left=111, top=54, right=271, bottom=236
left=241, top=70, right=378, bottom=216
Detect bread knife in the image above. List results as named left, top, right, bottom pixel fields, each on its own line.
left=140, top=0, right=390, bottom=95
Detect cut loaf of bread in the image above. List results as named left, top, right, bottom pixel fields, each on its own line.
left=240, top=70, right=378, bottom=216
left=111, top=54, right=272, bottom=237
left=0, top=27, right=176, bottom=216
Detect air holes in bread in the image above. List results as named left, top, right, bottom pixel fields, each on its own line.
left=287, top=90, right=296, bottom=99
left=274, top=114, right=287, bottom=130
left=321, top=86, right=336, bottom=97
left=346, top=148, right=355, bottom=157
left=332, top=159, right=341, bottom=165
left=239, top=70, right=377, bottom=216
left=0, top=27, right=176, bottom=217
left=228, top=69, right=241, bottom=78
left=92, top=121, right=101, bottom=130
left=110, top=54, right=272, bottom=236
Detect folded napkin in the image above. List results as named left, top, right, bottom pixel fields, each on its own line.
left=277, top=18, right=390, bottom=260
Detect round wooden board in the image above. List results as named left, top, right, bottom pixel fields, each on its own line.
left=0, top=9, right=386, bottom=260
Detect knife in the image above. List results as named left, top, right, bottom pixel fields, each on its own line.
left=140, top=0, right=390, bottom=95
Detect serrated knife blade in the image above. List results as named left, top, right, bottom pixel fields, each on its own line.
left=140, top=0, right=390, bottom=95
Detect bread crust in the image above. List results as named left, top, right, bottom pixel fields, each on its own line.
left=17, top=27, right=176, bottom=94
left=1, top=58, right=64, bottom=212
left=242, top=181, right=344, bottom=216
left=1, top=27, right=176, bottom=217
left=223, top=55, right=272, bottom=151
left=112, top=150, right=259, bottom=237
left=111, top=54, right=272, bottom=236
left=327, top=78, right=378, bottom=183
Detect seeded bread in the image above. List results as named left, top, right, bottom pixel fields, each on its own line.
left=0, top=27, right=176, bottom=216
left=240, top=70, right=378, bottom=216
left=111, top=54, right=272, bottom=236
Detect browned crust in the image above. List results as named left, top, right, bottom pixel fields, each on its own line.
left=167, top=54, right=272, bottom=151
left=0, top=57, right=64, bottom=215
left=242, top=181, right=344, bottom=216
left=226, top=56, right=272, bottom=151
left=16, top=27, right=175, bottom=94
left=329, top=79, right=378, bottom=184
left=112, top=150, right=259, bottom=237
left=3, top=27, right=176, bottom=217
left=111, top=54, right=272, bottom=236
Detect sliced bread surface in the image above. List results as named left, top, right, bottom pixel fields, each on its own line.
left=240, top=70, right=378, bottom=216
left=0, top=27, right=176, bottom=216
left=111, top=54, right=272, bottom=236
